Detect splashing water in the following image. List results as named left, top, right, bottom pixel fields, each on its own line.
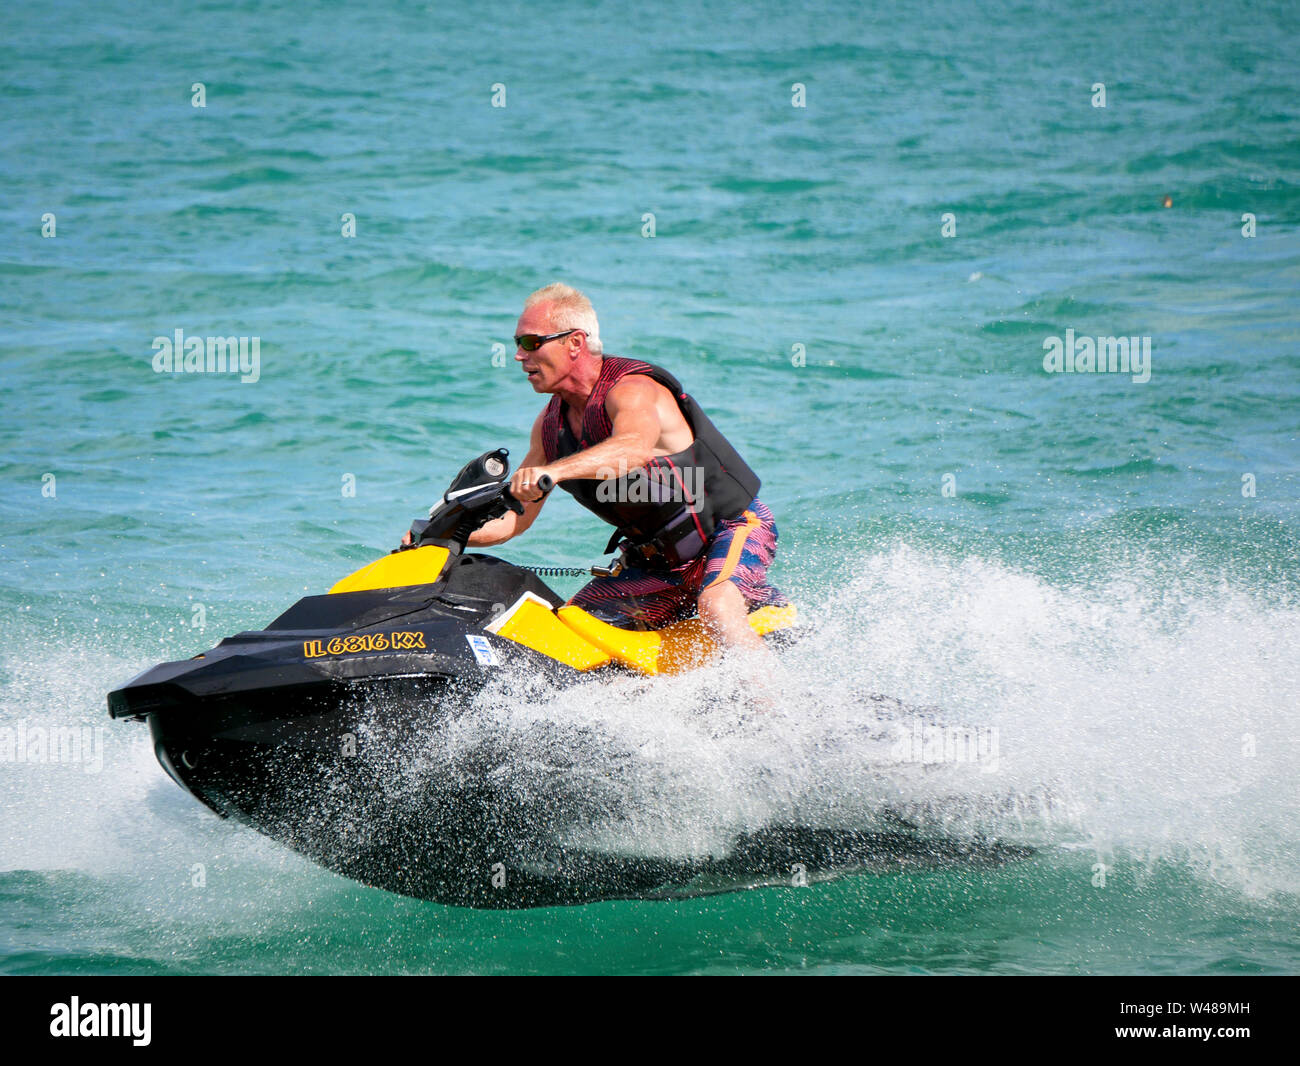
left=2, top=545, right=1297, bottom=973
left=5, top=547, right=1280, bottom=892
left=5, top=547, right=1298, bottom=899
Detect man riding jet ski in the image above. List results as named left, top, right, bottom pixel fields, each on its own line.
left=408, top=283, right=789, bottom=643
left=107, top=434, right=802, bottom=905
left=105, top=284, right=807, bottom=906
left=106, top=361, right=1022, bottom=906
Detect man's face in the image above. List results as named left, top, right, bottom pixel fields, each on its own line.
left=514, top=303, right=575, bottom=393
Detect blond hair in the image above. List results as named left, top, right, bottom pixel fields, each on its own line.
left=523, top=283, right=602, bottom=355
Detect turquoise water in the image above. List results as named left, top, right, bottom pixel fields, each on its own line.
left=2, top=0, right=1298, bottom=974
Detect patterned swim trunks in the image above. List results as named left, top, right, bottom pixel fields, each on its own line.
left=568, top=498, right=788, bottom=630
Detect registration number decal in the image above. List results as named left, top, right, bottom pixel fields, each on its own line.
left=302, top=631, right=427, bottom=658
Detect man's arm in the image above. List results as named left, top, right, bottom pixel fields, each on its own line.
left=510, top=375, right=669, bottom=501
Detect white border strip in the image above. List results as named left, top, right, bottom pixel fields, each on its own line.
left=483, top=591, right=559, bottom=635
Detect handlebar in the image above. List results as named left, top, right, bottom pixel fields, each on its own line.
left=499, top=472, right=553, bottom=515
left=399, top=452, right=557, bottom=553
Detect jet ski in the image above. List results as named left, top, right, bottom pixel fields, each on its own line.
left=108, top=450, right=1028, bottom=908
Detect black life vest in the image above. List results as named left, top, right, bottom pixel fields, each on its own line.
left=540, top=356, right=760, bottom=564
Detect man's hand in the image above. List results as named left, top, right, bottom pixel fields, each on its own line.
left=510, top=465, right=557, bottom=503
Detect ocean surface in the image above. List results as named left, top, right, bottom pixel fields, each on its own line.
left=2, top=0, right=1298, bottom=974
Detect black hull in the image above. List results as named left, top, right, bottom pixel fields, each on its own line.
left=113, top=543, right=1029, bottom=908
left=145, top=680, right=1029, bottom=909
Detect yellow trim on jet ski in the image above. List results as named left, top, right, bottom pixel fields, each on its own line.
left=555, top=603, right=798, bottom=676
left=329, top=545, right=451, bottom=594
left=485, top=592, right=611, bottom=671
left=744, top=603, right=800, bottom=635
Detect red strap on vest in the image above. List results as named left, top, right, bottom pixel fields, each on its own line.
left=541, top=356, right=655, bottom=461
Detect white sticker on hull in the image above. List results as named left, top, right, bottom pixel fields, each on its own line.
left=466, top=634, right=500, bottom=667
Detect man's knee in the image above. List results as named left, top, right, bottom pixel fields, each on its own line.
left=698, top=580, right=744, bottom=619
left=697, top=581, right=764, bottom=649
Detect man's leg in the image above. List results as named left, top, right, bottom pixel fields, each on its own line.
left=697, top=580, right=764, bottom=650
left=697, top=514, right=785, bottom=714
left=566, top=567, right=692, bottom=630
left=694, top=499, right=785, bottom=652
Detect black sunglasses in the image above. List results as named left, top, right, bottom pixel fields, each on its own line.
left=514, top=329, right=579, bottom=352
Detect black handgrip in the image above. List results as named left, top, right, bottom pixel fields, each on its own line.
left=502, top=474, right=551, bottom=515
